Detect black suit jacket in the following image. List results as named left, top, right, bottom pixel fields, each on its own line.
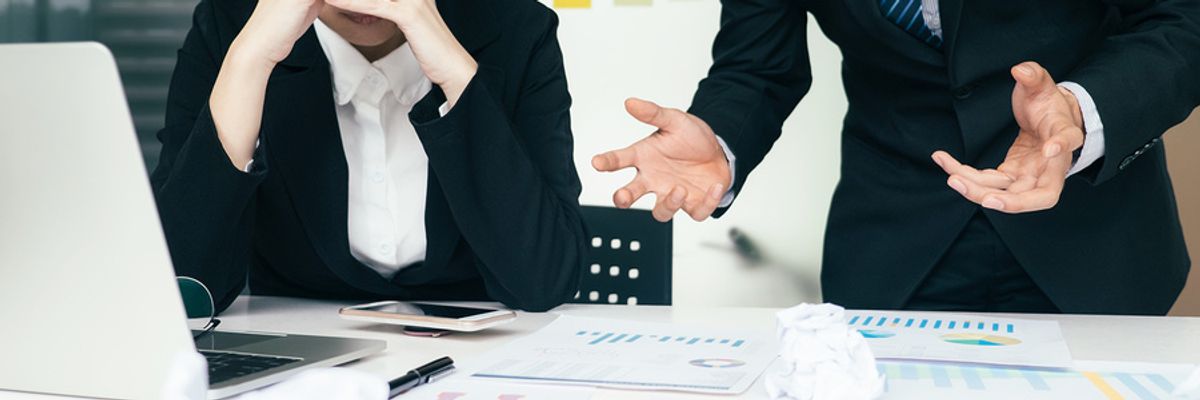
left=691, top=0, right=1200, bottom=314
left=151, top=0, right=585, bottom=313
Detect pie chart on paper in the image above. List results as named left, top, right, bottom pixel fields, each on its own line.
left=858, top=329, right=896, bottom=339
left=940, top=333, right=1022, bottom=346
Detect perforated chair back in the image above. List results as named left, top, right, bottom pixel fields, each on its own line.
left=575, top=206, right=672, bottom=305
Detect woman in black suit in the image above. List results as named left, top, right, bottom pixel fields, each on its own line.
left=152, top=0, right=585, bottom=313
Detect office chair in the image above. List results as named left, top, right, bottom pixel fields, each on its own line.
left=575, top=206, right=673, bottom=306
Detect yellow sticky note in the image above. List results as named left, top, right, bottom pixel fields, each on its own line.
left=554, top=0, right=591, bottom=8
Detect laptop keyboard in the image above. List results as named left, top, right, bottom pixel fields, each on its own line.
left=201, top=350, right=302, bottom=385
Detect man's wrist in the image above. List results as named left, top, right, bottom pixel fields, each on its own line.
left=1057, top=86, right=1085, bottom=132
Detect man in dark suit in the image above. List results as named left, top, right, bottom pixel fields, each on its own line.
left=594, top=0, right=1200, bottom=314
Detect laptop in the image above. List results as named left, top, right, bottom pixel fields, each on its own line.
left=0, top=42, right=385, bottom=399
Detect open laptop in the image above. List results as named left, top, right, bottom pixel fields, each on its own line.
left=0, top=42, right=385, bottom=399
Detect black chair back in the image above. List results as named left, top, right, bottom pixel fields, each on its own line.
left=575, top=206, right=672, bottom=305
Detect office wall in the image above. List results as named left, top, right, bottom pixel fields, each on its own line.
left=1168, top=112, right=1200, bottom=316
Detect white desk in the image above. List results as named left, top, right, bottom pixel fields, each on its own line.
left=208, top=296, right=1200, bottom=399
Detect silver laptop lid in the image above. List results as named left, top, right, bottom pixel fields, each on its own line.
left=0, top=42, right=195, bottom=399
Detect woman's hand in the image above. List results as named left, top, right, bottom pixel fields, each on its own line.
left=232, top=0, right=326, bottom=66
left=324, top=0, right=478, bottom=107
left=210, top=0, right=324, bottom=169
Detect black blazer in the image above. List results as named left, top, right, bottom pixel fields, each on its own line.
left=692, top=0, right=1200, bottom=314
left=151, top=0, right=585, bottom=313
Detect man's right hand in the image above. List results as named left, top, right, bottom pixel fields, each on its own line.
left=592, top=98, right=732, bottom=222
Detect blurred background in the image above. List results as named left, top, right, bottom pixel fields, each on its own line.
left=3, top=0, right=1197, bottom=314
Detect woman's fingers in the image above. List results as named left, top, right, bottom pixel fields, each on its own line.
left=325, top=0, right=399, bottom=20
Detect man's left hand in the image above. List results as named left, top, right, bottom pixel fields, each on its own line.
left=932, top=61, right=1085, bottom=214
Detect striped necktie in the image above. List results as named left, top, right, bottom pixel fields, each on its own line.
left=879, top=0, right=943, bottom=48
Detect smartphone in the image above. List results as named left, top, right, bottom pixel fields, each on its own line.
left=338, top=301, right=516, bottom=332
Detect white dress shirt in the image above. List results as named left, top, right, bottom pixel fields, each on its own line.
left=313, top=21, right=431, bottom=278
left=716, top=6, right=1106, bottom=207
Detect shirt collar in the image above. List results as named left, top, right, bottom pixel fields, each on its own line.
left=313, top=20, right=431, bottom=106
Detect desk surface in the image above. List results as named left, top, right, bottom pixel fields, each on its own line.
left=209, top=296, right=1200, bottom=399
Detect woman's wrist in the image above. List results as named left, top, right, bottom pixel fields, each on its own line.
left=226, top=37, right=283, bottom=74
left=400, top=21, right=477, bottom=106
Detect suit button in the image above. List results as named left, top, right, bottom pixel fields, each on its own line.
left=953, top=85, right=976, bottom=100
left=1119, top=155, right=1136, bottom=170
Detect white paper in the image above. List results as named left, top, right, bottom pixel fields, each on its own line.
left=844, top=311, right=1072, bottom=368
left=876, top=360, right=1198, bottom=399
left=400, top=379, right=594, bottom=400
left=466, top=315, right=778, bottom=394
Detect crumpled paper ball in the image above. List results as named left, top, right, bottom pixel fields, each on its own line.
left=765, top=303, right=885, bottom=400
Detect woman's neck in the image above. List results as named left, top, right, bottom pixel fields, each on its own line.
left=355, top=33, right=408, bottom=63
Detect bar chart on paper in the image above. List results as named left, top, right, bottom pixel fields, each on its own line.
left=844, top=311, right=1072, bottom=368
left=573, top=330, right=748, bottom=348
left=877, top=360, right=1197, bottom=399
left=468, top=316, right=778, bottom=394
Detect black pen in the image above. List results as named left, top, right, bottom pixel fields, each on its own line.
left=388, top=356, right=456, bottom=397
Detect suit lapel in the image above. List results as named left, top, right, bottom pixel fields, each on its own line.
left=437, top=0, right=502, bottom=54
left=938, top=0, right=964, bottom=83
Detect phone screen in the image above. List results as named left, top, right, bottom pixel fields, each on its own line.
left=360, top=302, right=498, bottom=319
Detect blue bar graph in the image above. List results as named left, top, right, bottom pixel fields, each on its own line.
left=589, top=333, right=613, bottom=345
left=879, top=361, right=1183, bottom=399
left=847, top=313, right=1018, bottom=334
left=1022, top=370, right=1050, bottom=390
left=576, top=331, right=749, bottom=349
left=961, top=367, right=985, bottom=390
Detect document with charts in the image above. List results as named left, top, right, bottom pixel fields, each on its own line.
left=845, top=311, right=1072, bottom=368
left=876, top=360, right=1198, bottom=399
left=466, top=315, right=779, bottom=394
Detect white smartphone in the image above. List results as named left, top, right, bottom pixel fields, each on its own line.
left=338, top=301, right=516, bottom=332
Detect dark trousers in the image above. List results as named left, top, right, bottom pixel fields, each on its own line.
left=904, top=212, right=1060, bottom=313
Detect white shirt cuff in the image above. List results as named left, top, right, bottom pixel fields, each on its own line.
left=715, top=135, right=737, bottom=208
left=241, top=139, right=261, bottom=173
left=1059, top=81, right=1106, bottom=177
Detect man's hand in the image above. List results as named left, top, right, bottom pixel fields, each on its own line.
left=592, top=98, right=732, bottom=222
left=933, top=61, right=1086, bottom=214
